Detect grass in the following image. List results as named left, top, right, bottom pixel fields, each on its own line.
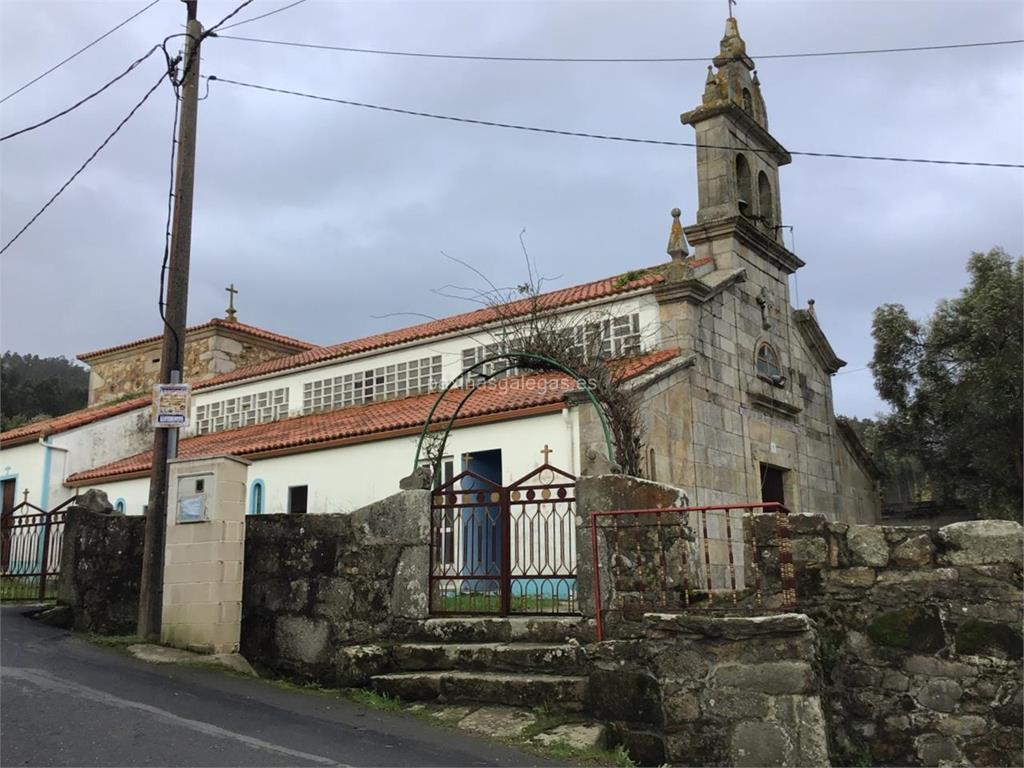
left=0, top=577, right=52, bottom=602
left=436, top=593, right=571, bottom=613
left=540, top=742, right=637, bottom=767
left=85, top=633, right=140, bottom=648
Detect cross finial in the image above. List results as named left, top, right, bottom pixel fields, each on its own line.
left=21, top=488, right=29, bottom=504
left=728, top=0, right=737, bottom=19
left=540, top=444, right=554, bottom=463
left=225, top=283, right=238, bottom=322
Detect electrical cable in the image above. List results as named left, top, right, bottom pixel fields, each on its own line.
left=1, top=0, right=162, bottom=104
left=1, top=45, right=163, bottom=142
left=0, top=70, right=169, bottom=256
left=215, top=33, right=1024, bottom=63
left=207, top=76, right=1024, bottom=169
left=158, top=79, right=183, bottom=370
left=216, top=0, right=311, bottom=32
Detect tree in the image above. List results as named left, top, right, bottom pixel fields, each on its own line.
left=0, top=352, right=89, bottom=431
left=869, top=248, right=1023, bottom=519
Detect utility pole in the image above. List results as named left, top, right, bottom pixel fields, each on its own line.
left=138, top=0, right=202, bottom=640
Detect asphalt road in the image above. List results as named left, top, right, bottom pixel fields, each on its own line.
left=0, top=606, right=554, bottom=768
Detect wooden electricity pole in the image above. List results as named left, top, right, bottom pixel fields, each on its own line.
left=138, top=0, right=202, bottom=639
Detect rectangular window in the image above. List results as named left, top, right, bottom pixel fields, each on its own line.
left=760, top=464, right=786, bottom=507
left=565, top=312, right=642, bottom=361
left=302, top=356, right=442, bottom=414
left=288, top=485, right=308, bottom=514
left=195, top=387, right=289, bottom=435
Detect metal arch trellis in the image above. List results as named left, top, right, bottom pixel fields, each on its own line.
left=411, top=352, right=615, bottom=473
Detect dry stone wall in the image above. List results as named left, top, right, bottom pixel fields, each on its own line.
left=750, top=514, right=1023, bottom=767
left=587, top=613, right=830, bottom=767
left=240, top=489, right=430, bottom=684
left=56, top=508, right=146, bottom=634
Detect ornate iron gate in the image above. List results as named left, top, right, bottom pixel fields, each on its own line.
left=429, top=463, right=578, bottom=616
left=0, top=497, right=72, bottom=601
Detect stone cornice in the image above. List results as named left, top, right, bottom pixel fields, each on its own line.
left=684, top=217, right=806, bottom=275
left=680, top=101, right=792, bottom=166
left=835, top=418, right=883, bottom=481
left=748, top=390, right=803, bottom=418
left=653, top=264, right=746, bottom=307
left=793, top=310, right=846, bottom=375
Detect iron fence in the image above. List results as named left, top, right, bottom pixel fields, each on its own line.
left=1, top=497, right=74, bottom=601
left=429, top=464, right=578, bottom=616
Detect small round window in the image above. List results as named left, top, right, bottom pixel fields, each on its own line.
left=756, top=343, right=782, bottom=381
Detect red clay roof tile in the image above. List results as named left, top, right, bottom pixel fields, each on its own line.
left=65, top=349, right=679, bottom=484
left=77, top=318, right=315, bottom=361
left=5, top=266, right=666, bottom=447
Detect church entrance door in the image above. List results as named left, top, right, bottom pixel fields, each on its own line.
left=428, top=460, right=578, bottom=616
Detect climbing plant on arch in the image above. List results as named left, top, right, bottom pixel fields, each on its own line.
left=411, top=352, right=615, bottom=474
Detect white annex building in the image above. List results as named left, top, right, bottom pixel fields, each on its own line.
left=0, top=19, right=880, bottom=534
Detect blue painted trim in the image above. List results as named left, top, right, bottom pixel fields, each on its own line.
left=40, top=444, right=53, bottom=510
left=114, top=498, right=127, bottom=514
left=249, top=478, right=265, bottom=515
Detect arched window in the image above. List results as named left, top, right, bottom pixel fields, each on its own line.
left=756, top=343, right=782, bottom=382
left=249, top=479, right=265, bottom=515
left=114, top=498, right=126, bottom=514
left=758, top=171, right=773, bottom=227
left=742, top=88, right=753, bottom=115
left=735, top=154, right=752, bottom=217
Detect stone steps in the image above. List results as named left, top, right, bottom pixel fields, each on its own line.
left=391, top=641, right=587, bottom=674
left=412, top=616, right=595, bottom=644
left=371, top=670, right=589, bottom=712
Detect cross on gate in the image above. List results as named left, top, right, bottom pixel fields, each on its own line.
left=540, top=444, right=554, bottom=463
left=22, top=489, right=29, bottom=504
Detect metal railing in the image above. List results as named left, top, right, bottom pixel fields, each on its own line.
left=1, top=496, right=76, bottom=601
left=590, top=502, right=796, bottom=640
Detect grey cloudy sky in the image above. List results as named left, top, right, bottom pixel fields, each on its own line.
left=1, top=0, right=1021, bottom=418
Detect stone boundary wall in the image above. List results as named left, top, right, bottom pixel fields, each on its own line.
left=752, top=515, right=1023, bottom=767
left=56, top=508, right=146, bottom=634
left=587, top=613, right=830, bottom=767
left=240, top=489, right=430, bottom=683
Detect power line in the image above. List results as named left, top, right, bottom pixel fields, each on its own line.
left=207, top=76, right=1024, bottom=169
left=216, top=0, right=311, bottom=32
left=215, top=33, right=1024, bottom=64
left=0, top=0, right=162, bottom=104
left=1, top=46, right=164, bottom=142
left=0, top=71, right=169, bottom=256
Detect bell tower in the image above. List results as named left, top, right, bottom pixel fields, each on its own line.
left=682, top=17, right=794, bottom=256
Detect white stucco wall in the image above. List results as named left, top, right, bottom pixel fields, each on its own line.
left=183, top=292, right=661, bottom=436
left=0, top=442, right=46, bottom=512
left=84, top=408, right=578, bottom=517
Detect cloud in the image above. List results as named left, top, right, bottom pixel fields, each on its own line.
left=1, top=0, right=1021, bottom=421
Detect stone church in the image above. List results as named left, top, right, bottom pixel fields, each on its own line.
left=0, top=18, right=880, bottom=525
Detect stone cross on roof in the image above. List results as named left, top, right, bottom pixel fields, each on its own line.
left=225, top=283, right=238, bottom=323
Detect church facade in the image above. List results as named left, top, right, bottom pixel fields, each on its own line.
left=0, top=18, right=880, bottom=525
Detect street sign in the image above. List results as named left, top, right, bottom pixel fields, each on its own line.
left=153, top=382, right=191, bottom=428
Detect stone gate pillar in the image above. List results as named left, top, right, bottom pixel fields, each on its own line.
left=161, top=455, right=249, bottom=653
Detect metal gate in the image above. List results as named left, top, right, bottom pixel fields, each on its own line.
left=1, top=497, right=72, bottom=601
left=429, top=463, right=578, bottom=616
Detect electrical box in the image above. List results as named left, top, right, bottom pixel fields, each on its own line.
left=175, top=472, right=215, bottom=524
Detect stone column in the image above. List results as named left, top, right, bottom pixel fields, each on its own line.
left=161, top=455, right=249, bottom=653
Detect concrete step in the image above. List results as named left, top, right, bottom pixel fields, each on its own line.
left=391, top=642, right=588, bottom=675
left=371, top=670, right=588, bottom=712
left=413, top=617, right=595, bottom=644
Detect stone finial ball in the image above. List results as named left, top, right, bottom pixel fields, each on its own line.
left=671, top=208, right=681, bottom=218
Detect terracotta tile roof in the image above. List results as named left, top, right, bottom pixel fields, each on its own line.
left=77, top=318, right=316, bottom=361
left=190, top=266, right=667, bottom=391
left=4, top=266, right=666, bottom=448
left=0, top=395, right=152, bottom=448
left=65, top=349, right=680, bottom=485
